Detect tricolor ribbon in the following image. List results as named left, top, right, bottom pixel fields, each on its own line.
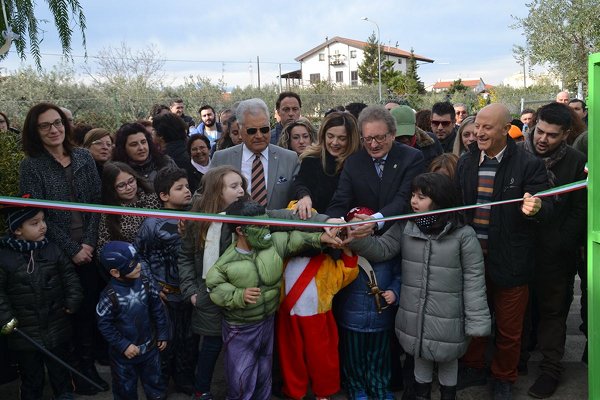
left=0, top=179, right=588, bottom=228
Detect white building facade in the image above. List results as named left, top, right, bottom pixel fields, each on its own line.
left=292, top=36, right=433, bottom=87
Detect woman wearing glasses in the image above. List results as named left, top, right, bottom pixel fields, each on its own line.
left=96, top=161, right=160, bottom=256
left=83, top=128, right=114, bottom=177
left=112, top=122, right=176, bottom=184
left=292, top=111, right=360, bottom=219
left=19, top=102, right=108, bottom=395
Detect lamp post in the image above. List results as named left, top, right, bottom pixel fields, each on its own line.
left=361, top=17, right=382, bottom=102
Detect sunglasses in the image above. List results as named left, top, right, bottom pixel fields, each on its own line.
left=246, top=126, right=270, bottom=135
left=431, top=120, right=453, bottom=128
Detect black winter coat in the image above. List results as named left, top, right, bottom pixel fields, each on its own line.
left=0, top=241, right=83, bottom=351
left=455, top=138, right=552, bottom=288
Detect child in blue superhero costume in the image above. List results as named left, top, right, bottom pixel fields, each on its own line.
left=96, top=241, right=170, bottom=400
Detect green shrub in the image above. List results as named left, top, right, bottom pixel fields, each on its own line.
left=0, top=132, right=24, bottom=233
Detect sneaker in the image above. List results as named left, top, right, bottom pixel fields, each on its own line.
left=192, top=392, right=213, bottom=400
left=457, top=366, right=487, bottom=390
left=493, top=380, right=513, bottom=400
left=528, top=374, right=558, bottom=399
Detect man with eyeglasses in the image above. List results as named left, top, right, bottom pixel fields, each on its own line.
left=271, top=92, right=302, bottom=145
left=326, top=105, right=424, bottom=398
left=431, top=101, right=458, bottom=153
left=210, top=98, right=299, bottom=210
left=454, top=103, right=468, bottom=126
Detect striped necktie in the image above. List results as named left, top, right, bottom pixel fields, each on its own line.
left=251, top=153, right=267, bottom=206
left=374, top=158, right=385, bottom=179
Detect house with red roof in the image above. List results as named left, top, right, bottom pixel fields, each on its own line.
left=431, top=78, right=494, bottom=93
left=280, top=36, right=433, bottom=88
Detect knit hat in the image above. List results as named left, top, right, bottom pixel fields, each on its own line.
left=509, top=125, right=523, bottom=140
left=3, top=206, right=44, bottom=233
left=99, top=241, right=140, bottom=276
left=390, top=106, right=416, bottom=137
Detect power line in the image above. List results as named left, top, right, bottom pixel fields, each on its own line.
left=6, top=50, right=299, bottom=66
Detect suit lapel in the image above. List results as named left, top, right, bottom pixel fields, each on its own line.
left=379, top=144, right=401, bottom=208
left=267, top=145, right=278, bottom=205
left=361, top=151, right=381, bottom=199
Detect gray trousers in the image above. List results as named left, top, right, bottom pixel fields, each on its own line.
left=414, top=356, right=458, bottom=386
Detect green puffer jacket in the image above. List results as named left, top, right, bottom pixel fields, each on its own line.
left=206, top=230, right=322, bottom=325
left=0, top=240, right=83, bottom=351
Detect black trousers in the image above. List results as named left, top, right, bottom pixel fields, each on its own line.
left=15, top=343, right=72, bottom=400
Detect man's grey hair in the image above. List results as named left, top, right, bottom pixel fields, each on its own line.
left=236, top=98, right=270, bottom=126
left=454, top=103, right=468, bottom=111
left=357, top=105, right=396, bottom=136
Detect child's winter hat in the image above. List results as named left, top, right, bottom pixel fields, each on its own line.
left=3, top=206, right=44, bottom=233
left=99, top=241, right=140, bottom=275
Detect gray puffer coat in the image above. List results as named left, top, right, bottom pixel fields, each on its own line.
left=352, top=220, right=491, bottom=362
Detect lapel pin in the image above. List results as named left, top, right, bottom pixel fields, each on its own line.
left=393, top=164, right=397, bottom=169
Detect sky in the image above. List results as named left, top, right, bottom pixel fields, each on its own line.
left=0, top=0, right=535, bottom=90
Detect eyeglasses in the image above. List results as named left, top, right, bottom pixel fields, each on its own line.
left=246, top=126, right=270, bottom=135
left=115, top=176, right=136, bottom=191
left=455, top=111, right=468, bottom=115
left=38, top=119, right=64, bottom=132
left=431, top=120, right=453, bottom=128
left=360, top=134, right=388, bottom=144
left=91, top=139, right=113, bottom=147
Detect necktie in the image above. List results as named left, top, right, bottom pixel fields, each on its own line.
left=374, top=158, right=385, bottom=179
left=251, top=153, right=267, bottom=206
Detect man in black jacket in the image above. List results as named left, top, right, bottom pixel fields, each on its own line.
left=455, top=103, right=552, bottom=400
left=522, top=102, right=587, bottom=398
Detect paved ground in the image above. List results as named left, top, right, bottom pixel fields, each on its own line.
left=1, top=278, right=588, bottom=399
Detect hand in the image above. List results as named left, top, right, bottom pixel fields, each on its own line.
left=381, top=290, right=396, bottom=305
left=190, top=294, right=198, bottom=306
left=320, top=232, right=343, bottom=247
left=1, top=318, right=17, bottom=335
left=324, top=218, right=344, bottom=240
left=71, top=248, right=91, bottom=265
left=295, top=196, right=313, bottom=220
left=177, top=220, right=187, bottom=237
left=157, top=341, right=167, bottom=351
left=158, top=290, right=168, bottom=301
left=123, top=344, right=139, bottom=359
left=243, top=287, right=261, bottom=304
left=345, top=214, right=376, bottom=242
left=341, top=247, right=353, bottom=257
left=521, top=193, right=542, bottom=216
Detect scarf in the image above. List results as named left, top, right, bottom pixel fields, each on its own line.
left=0, top=237, right=49, bottom=274
left=523, top=135, right=568, bottom=187
left=413, top=215, right=438, bottom=234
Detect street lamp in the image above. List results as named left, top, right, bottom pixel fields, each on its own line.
left=361, top=17, right=382, bottom=102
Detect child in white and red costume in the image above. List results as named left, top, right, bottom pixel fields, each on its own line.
left=277, top=204, right=359, bottom=399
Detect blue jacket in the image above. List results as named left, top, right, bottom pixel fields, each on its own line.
left=96, top=276, right=170, bottom=363
left=334, top=257, right=401, bottom=332
left=135, top=216, right=182, bottom=302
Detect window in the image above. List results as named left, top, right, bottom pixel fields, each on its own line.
left=310, top=73, right=321, bottom=84
left=336, top=71, right=344, bottom=83
left=351, top=70, right=358, bottom=86
left=350, top=50, right=357, bottom=59
left=319, top=53, right=325, bottom=61
left=397, top=58, right=403, bottom=64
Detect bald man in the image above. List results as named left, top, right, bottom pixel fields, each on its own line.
left=555, top=91, right=569, bottom=104
left=455, top=103, right=552, bottom=400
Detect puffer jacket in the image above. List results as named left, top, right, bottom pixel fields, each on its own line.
left=351, top=221, right=491, bottom=361
left=333, top=257, right=401, bottom=333
left=206, top=231, right=322, bottom=325
left=0, top=239, right=83, bottom=351
left=19, top=148, right=101, bottom=257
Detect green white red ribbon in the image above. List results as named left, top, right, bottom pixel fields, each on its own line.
left=0, top=179, right=588, bottom=228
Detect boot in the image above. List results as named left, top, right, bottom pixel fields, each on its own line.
left=414, top=382, right=431, bottom=400
left=440, top=385, right=457, bottom=400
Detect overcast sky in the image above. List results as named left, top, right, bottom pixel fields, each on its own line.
left=1, top=0, right=534, bottom=89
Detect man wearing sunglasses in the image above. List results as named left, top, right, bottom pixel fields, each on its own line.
left=431, top=101, right=458, bottom=153
left=210, top=98, right=299, bottom=210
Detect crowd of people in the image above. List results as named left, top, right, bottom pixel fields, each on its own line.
left=0, top=90, right=589, bottom=400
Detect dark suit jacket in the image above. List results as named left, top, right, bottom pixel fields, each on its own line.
left=326, top=142, right=425, bottom=232
left=210, top=143, right=299, bottom=210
